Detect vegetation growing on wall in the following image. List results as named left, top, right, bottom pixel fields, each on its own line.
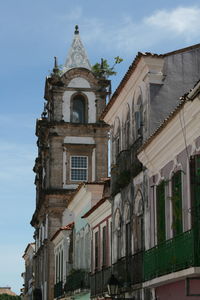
left=92, top=56, right=123, bottom=78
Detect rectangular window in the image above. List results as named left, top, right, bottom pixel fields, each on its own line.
left=172, top=171, right=183, bottom=236
left=156, top=181, right=166, bottom=243
left=102, top=226, right=107, bottom=266
left=70, top=156, right=88, bottom=181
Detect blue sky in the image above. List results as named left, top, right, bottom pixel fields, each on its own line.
left=0, top=0, right=200, bottom=294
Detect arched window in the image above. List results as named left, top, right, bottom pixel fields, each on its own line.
left=135, top=95, right=143, bottom=139
left=113, top=118, right=121, bottom=159
left=125, top=107, right=130, bottom=148
left=122, top=104, right=130, bottom=150
left=71, top=94, right=86, bottom=123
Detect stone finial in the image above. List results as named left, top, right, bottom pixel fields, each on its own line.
left=54, top=56, right=58, bottom=68
left=63, top=26, right=91, bottom=72
left=74, top=25, right=79, bottom=35
left=53, top=56, right=59, bottom=74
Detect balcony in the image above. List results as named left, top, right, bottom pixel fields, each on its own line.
left=90, top=253, right=143, bottom=298
left=144, top=228, right=200, bottom=281
left=64, top=269, right=90, bottom=293
left=111, top=138, right=143, bottom=196
left=54, top=281, right=63, bottom=299
left=113, top=252, right=143, bottom=287
left=90, top=267, right=111, bottom=297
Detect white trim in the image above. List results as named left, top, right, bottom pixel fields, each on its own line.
left=70, top=155, right=88, bottom=181
left=92, top=148, right=96, bottom=181
left=64, top=136, right=95, bottom=144
left=143, top=267, right=200, bottom=288
left=63, top=184, right=78, bottom=189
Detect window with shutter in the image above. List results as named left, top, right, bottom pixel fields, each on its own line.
left=102, top=226, right=107, bottom=267
left=95, top=231, right=99, bottom=269
left=190, top=155, right=200, bottom=225
left=125, top=222, right=131, bottom=255
left=156, top=181, right=166, bottom=243
left=172, top=171, right=183, bottom=236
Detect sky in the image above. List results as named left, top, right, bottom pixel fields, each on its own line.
left=0, top=0, right=200, bottom=295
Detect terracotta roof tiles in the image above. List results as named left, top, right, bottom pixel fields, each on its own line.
left=51, top=222, right=74, bottom=241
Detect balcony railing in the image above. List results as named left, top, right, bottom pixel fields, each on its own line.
left=54, top=281, right=63, bottom=299
left=113, top=252, right=143, bottom=287
left=144, top=228, right=200, bottom=281
left=91, top=252, right=143, bottom=298
left=90, top=266, right=111, bottom=297
left=64, top=269, right=90, bottom=293
left=111, top=138, right=143, bottom=195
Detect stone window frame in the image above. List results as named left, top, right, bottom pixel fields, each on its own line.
left=70, top=155, right=88, bottom=182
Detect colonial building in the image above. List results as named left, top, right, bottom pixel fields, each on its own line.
left=138, top=80, right=200, bottom=300
left=52, top=182, right=106, bottom=300
left=82, top=178, right=112, bottom=299
left=100, top=43, right=200, bottom=300
left=22, top=243, right=35, bottom=300
left=31, top=26, right=109, bottom=300
left=29, top=24, right=200, bottom=300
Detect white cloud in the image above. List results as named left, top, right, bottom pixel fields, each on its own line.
left=145, top=6, right=200, bottom=36
left=65, top=6, right=200, bottom=55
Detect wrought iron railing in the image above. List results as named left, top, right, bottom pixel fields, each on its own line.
left=64, top=269, right=90, bottom=293
left=111, top=138, right=143, bottom=195
left=113, top=252, right=143, bottom=286
left=91, top=252, right=143, bottom=297
left=143, top=228, right=200, bottom=281
left=90, top=267, right=111, bottom=297
left=54, top=281, right=63, bottom=299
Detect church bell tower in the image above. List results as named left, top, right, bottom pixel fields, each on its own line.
left=31, top=26, right=110, bottom=300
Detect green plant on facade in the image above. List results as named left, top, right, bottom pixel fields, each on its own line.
left=92, top=56, right=123, bottom=78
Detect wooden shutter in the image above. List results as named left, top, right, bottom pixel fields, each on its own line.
left=172, top=171, right=183, bottom=236
left=95, top=231, right=99, bottom=269
left=190, top=155, right=200, bottom=225
left=156, top=181, right=166, bottom=243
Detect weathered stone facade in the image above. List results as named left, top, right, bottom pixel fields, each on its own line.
left=31, top=28, right=110, bottom=300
